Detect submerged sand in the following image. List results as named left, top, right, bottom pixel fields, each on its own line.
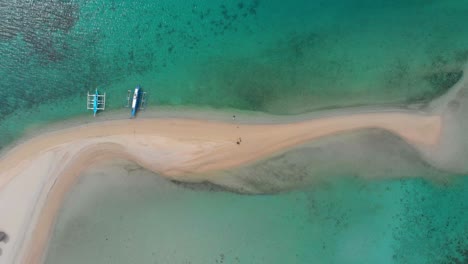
left=1, top=63, right=467, bottom=264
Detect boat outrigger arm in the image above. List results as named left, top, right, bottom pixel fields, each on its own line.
left=126, top=85, right=147, bottom=118
left=87, top=89, right=106, bottom=116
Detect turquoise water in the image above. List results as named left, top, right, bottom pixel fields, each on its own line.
left=1, top=1, right=468, bottom=263
left=45, top=164, right=468, bottom=264
left=1, top=0, right=468, bottom=146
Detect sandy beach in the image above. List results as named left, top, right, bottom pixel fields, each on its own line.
left=1, top=62, right=467, bottom=263
left=0, top=114, right=442, bottom=264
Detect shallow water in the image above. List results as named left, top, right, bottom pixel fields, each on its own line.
left=44, top=163, right=467, bottom=264
left=1, top=0, right=468, bottom=146
left=1, top=1, right=468, bottom=263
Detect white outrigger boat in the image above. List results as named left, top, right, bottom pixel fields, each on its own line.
left=126, top=85, right=147, bottom=118
left=87, top=88, right=106, bottom=116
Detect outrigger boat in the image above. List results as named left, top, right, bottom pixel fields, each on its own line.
left=87, top=88, right=106, bottom=116
left=126, top=85, right=147, bottom=118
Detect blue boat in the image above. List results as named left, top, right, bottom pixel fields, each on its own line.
left=127, top=85, right=146, bottom=118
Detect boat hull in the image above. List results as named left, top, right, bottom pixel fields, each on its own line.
left=130, top=85, right=140, bottom=118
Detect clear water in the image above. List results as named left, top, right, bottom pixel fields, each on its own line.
left=1, top=1, right=467, bottom=263
left=1, top=0, right=468, bottom=146
left=44, top=164, right=468, bottom=264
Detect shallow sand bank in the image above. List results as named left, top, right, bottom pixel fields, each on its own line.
left=0, top=113, right=440, bottom=264
left=1, top=62, right=468, bottom=264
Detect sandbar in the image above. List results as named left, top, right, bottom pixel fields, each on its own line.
left=1, top=62, right=468, bottom=264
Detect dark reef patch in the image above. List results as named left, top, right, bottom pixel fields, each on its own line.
left=168, top=179, right=236, bottom=193
left=442, top=244, right=468, bottom=264
left=423, top=71, right=463, bottom=97
left=392, top=177, right=468, bottom=264
left=0, top=0, right=79, bottom=61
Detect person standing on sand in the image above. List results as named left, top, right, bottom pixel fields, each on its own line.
left=0, top=231, right=7, bottom=243
left=232, top=115, right=242, bottom=145
left=0, top=231, right=7, bottom=256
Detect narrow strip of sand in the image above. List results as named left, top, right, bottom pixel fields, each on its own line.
left=1, top=58, right=467, bottom=264
left=5, top=60, right=468, bottom=264
left=0, top=111, right=442, bottom=264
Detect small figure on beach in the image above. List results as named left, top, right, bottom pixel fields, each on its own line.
left=232, top=115, right=236, bottom=120
left=236, top=137, right=242, bottom=145
left=0, top=231, right=8, bottom=243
